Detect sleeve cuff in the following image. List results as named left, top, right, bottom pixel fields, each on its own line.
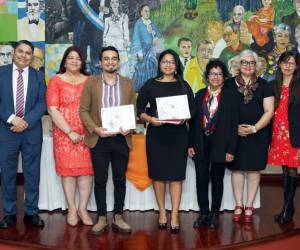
left=7, top=114, right=15, bottom=124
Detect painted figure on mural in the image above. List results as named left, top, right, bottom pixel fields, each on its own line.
left=0, top=44, right=13, bottom=66
left=216, top=0, right=261, bottom=22
left=131, top=4, right=164, bottom=92
left=292, top=24, right=300, bottom=55
left=224, top=5, right=252, bottom=45
left=103, top=0, right=130, bottom=77
left=17, top=0, right=45, bottom=41
left=45, top=0, right=73, bottom=43
left=219, top=23, right=249, bottom=65
left=247, top=0, right=275, bottom=49
left=264, top=23, right=292, bottom=81
left=283, top=0, right=300, bottom=44
left=177, top=37, right=194, bottom=70
left=73, top=0, right=107, bottom=74
left=184, top=0, right=198, bottom=20
left=184, top=40, right=213, bottom=93
left=207, top=21, right=226, bottom=58
left=30, top=46, right=44, bottom=72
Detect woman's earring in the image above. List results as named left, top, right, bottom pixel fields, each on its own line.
left=174, top=71, right=177, bottom=75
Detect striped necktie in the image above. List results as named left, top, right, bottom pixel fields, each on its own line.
left=16, top=68, right=24, bottom=118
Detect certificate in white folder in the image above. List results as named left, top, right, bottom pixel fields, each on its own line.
left=101, top=104, right=136, bottom=133
left=156, top=94, right=191, bottom=121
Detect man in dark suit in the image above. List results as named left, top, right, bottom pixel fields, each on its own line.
left=0, top=40, right=46, bottom=229
left=282, top=0, right=300, bottom=45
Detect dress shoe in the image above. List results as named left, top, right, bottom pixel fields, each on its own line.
left=170, top=225, right=180, bottom=234
left=208, top=212, right=219, bottom=229
left=233, top=205, right=244, bottom=222
left=91, top=216, right=109, bottom=235
left=158, top=212, right=167, bottom=230
left=244, top=207, right=254, bottom=223
left=23, top=214, right=45, bottom=227
left=111, top=214, right=132, bottom=234
left=158, top=221, right=167, bottom=230
left=0, top=215, right=17, bottom=229
left=193, top=214, right=208, bottom=228
left=78, top=210, right=93, bottom=226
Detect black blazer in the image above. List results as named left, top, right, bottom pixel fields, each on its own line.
left=271, top=80, right=300, bottom=147
left=189, top=87, right=239, bottom=162
left=288, top=101, right=300, bottom=147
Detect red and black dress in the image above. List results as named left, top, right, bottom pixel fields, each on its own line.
left=268, top=85, right=300, bottom=167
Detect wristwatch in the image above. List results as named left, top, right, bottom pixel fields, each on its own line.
left=252, top=125, right=257, bottom=134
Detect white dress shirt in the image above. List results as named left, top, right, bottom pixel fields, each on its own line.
left=7, top=63, right=29, bottom=123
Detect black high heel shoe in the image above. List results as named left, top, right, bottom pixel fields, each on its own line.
left=158, top=221, right=167, bottom=230
left=170, top=225, right=180, bottom=234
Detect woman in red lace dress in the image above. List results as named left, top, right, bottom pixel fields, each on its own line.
left=268, top=51, right=300, bottom=224
left=46, top=46, right=94, bottom=226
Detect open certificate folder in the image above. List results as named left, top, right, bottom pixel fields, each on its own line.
left=156, top=94, right=191, bottom=124
left=101, top=104, right=136, bottom=133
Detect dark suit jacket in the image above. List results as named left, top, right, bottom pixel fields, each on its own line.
left=79, top=74, right=136, bottom=148
left=271, top=80, right=300, bottom=148
left=0, top=64, right=46, bottom=144
left=282, top=12, right=300, bottom=44
left=189, top=87, right=239, bottom=162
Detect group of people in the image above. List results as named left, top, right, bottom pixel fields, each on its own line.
left=0, top=39, right=299, bottom=236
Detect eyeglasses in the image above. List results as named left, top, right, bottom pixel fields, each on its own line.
left=241, top=60, right=256, bottom=66
left=161, top=60, right=176, bottom=65
left=281, top=61, right=296, bottom=67
left=0, top=52, right=12, bottom=58
left=208, top=72, right=223, bottom=77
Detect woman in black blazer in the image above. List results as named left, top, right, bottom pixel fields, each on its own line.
left=268, top=51, right=300, bottom=224
left=188, top=59, right=239, bottom=229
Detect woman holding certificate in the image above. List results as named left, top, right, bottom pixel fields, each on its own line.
left=188, top=59, right=239, bottom=229
left=224, top=50, right=274, bottom=223
left=137, top=49, right=195, bottom=234
left=46, top=46, right=94, bottom=226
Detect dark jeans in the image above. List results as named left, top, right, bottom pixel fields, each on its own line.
left=194, top=134, right=226, bottom=214
left=91, top=135, right=129, bottom=216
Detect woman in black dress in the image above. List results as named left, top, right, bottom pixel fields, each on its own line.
left=188, top=59, right=239, bottom=229
left=137, top=49, right=194, bottom=233
left=224, top=49, right=274, bottom=223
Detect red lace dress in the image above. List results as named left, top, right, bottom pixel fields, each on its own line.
left=46, top=75, right=93, bottom=176
left=268, top=85, right=300, bottom=168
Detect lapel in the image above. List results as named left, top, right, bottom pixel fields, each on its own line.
left=197, top=88, right=207, bottom=119
left=119, top=76, right=126, bottom=105
left=5, top=64, right=15, bottom=112
left=25, top=67, right=35, bottom=114
left=96, top=75, right=103, bottom=122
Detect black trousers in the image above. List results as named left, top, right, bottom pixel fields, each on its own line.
left=194, top=134, right=226, bottom=214
left=91, top=135, right=129, bottom=216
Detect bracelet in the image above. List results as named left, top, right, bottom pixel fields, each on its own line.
left=252, top=125, right=257, bottom=134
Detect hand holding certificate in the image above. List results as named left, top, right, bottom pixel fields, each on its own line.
left=101, top=104, right=136, bottom=133
left=156, top=95, right=190, bottom=124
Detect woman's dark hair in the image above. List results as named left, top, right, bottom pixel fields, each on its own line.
left=57, top=46, right=88, bottom=75
left=156, top=49, right=188, bottom=93
left=204, top=59, right=229, bottom=81
left=139, top=4, right=149, bottom=16
left=274, top=50, right=300, bottom=106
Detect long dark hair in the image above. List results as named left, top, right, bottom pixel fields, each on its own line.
left=274, top=50, right=300, bottom=106
left=57, top=46, right=89, bottom=75
left=156, top=49, right=188, bottom=93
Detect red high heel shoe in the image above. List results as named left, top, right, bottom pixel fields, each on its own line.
left=244, top=207, right=254, bottom=223
left=233, top=205, right=244, bottom=222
